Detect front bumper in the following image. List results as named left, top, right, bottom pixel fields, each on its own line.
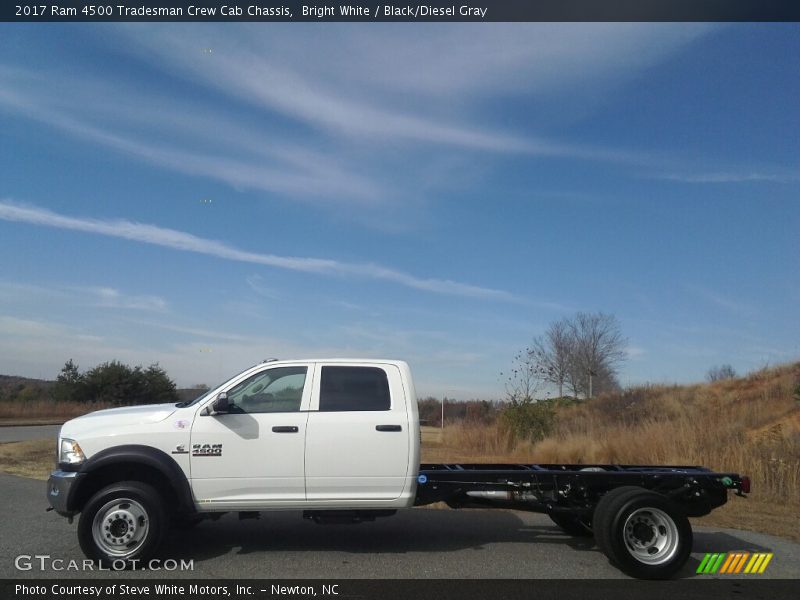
left=46, top=470, right=84, bottom=517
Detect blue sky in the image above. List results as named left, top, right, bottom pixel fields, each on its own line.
left=0, top=23, right=798, bottom=399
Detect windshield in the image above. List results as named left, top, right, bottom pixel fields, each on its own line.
left=175, top=364, right=258, bottom=408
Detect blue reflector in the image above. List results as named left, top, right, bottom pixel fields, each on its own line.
left=417, top=474, right=428, bottom=484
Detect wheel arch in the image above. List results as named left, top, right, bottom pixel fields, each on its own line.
left=70, top=445, right=194, bottom=516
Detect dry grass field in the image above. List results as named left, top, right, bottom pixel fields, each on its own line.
left=0, top=439, right=54, bottom=480
left=0, top=399, right=113, bottom=423
left=422, top=363, right=800, bottom=541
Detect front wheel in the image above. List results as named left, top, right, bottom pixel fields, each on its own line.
left=593, top=487, right=692, bottom=579
left=78, top=481, right=167, bottom=568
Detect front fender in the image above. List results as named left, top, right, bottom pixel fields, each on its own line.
left=63, top=445, right=194, bottom=514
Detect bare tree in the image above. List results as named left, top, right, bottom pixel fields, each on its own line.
left=585, top=360, right=622, bottom=395
left=565, top=352, right=585, bottom=399
left=530, top=318, right=573, bottom=398
left=567, top=312, right=627, bottom=399
left=501, top=348, right=540, bottom=403
left=706, top=364, right=737, bottom=382
left=505, top=312, right=627, bottom=401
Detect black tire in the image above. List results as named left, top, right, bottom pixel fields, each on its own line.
left=78, top=481, right=167, bottom=569
left=593, top=486, right=644, bottom=556
left=593, top=486, right=692, bottom=580
left=549, top=513, right=593, bottom=537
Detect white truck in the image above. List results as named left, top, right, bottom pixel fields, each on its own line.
left=47, top=358, right=749, bottom=579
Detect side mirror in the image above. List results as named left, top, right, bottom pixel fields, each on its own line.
left=212, top=392, right=230, bottom=414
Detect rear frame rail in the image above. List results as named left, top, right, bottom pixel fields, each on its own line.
left=414, top=462, right=748, bottom=518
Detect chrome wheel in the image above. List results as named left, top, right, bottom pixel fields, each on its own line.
left=622, top=507, right=679, bottom=565
left=91, top=498, right=149, bottom=557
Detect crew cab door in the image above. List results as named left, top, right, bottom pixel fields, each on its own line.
left=304, top=363, right=412, bottom=500
left=189, top=363, right=312, bottom=505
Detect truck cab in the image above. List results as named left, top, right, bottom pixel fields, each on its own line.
left=47, top=359, right=420, bottom=564
left=187, top=359, right=420, bottom=508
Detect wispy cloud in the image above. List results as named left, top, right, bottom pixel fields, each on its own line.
left=116, top=27, right=534, bottom=153
left=655, top=171, right=800, bottom=184
left=0, top=200, right=516, bottom=301
left=0, top=315, right=66, bottom=338
left=685, top=284, right=755, bottom=317
left=0, top=64, right=648, bottom=196
left=626, top=345, right=647, bottom=360
left=117, top=319, right=252, bottom=343
left=245, top=275, right=278, bottom=300
left=0, top=23, right=754, bottom=220
left=119, top=24, right=713, bottom=151
left=90, top=287, right=167, bottom=312
left=0, top=280, right=167, bottom=313
left=0, top=80, right=384, bottom=206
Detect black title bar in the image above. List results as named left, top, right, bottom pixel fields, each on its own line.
left=4, top=1, right=800, bottom=22
left=3, top=579, right=800, bottom=600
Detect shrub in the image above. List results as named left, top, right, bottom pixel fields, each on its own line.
left=53, top=359, right=178, bottom=405
left=500, top=399, right=555, bottom=443
left=707, top=364, right=737, bottom=382
left=793, top=364, right=800, bottom=402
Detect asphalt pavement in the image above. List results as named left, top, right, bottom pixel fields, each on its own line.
left=0, top=424, right=60, bottom=443
left=2, top=472, right=798, bottom=580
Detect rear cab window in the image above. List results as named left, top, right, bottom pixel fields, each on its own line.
left=319, top=366, right=391, bottom=411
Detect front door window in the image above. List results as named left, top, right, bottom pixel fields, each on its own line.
left=226, top=367, right=307, bottom=413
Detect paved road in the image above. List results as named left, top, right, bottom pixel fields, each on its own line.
left=2, top=473, right=798, bottom=580
left=0, top=425, right=60, bottom=443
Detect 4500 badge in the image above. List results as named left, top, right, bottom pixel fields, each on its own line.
left=171, top=443, right=222, bottom=456
left=192, top=443, right=222, bottom=456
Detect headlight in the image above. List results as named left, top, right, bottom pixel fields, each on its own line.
left=59, top=438, right=85, bottom=466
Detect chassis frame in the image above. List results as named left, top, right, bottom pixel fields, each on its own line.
left=414, top=463, right=749, bottom=519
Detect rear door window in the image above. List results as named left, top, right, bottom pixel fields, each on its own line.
left=319, top=366, right=390, bottom=412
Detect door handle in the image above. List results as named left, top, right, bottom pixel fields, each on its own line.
left=376, top=425, right=402, bottom=432
left=272, top=426, right=299, bottom=433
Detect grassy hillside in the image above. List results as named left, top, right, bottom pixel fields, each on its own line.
left=422, top=362, right=800, bottom=541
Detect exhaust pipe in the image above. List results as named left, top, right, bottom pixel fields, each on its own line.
left=466, top=490, right=538, bottom=502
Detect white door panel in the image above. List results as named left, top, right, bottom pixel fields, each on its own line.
left=190, top=363, right=313, bottom=504
left=305, top=363, right=411, bottom=501
left=190, top=412, right=308, bottom=502
left=305, top=411, right=409, bottom=499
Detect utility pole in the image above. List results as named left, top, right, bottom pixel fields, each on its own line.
left=588, top=369, right=597, bottom=399
left=441, top=396, right=445, bottom=429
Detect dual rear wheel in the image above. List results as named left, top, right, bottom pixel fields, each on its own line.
left=592, top=486, right=692, bottom=579
left=549, top=486, right=692, bottom=579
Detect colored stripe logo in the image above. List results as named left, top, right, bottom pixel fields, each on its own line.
left=696, top=552, right=773, bottom=574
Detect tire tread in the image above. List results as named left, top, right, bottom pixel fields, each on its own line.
left=77, top=480, right=166, bottom=568
left=593, top=486, right=692, bottom=579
